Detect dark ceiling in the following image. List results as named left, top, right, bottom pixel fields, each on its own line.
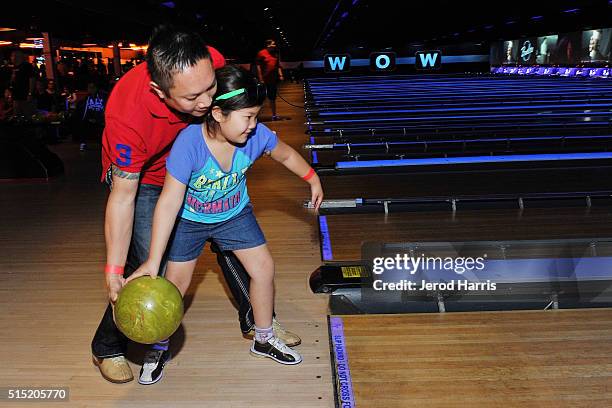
left=1, top=0, right=610, bottom=61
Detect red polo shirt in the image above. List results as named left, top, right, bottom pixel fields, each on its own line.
left=101, top=47, right=225, bottom=186
left=256, top=49, right=280, bottom=84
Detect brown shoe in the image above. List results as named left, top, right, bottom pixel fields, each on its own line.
left=245, top=318, right=302, bottom=347
left=93, top=355, right=134, bottom=383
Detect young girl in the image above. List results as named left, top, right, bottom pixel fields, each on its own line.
left=127, top=65, right=323, bottom=383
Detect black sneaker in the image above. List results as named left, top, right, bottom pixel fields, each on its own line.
left=250, top=337, right=302, bottom=365
left=138, top=349, right=171, bottom=385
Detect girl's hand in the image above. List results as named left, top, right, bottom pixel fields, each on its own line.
left=310, top=182, right=324, bottom=212
left=125, top=260, right=159, bottom=284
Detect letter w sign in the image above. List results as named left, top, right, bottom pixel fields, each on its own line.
left=415, top=50, right=442, bottom=70
left=324, top=54, right=351, bottom=73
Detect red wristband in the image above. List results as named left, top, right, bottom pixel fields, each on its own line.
left=105, top=264, right=125, bottom=275
left=302, top=168, right=315, bottom=181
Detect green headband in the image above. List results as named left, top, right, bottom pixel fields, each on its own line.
left=214, top=88, right=246, bottom=101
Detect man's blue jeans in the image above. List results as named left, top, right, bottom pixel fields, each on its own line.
left=91, top=184, right=165, bottom=358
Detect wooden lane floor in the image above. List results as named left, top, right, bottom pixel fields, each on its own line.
left=0, top=82, right=336, bottom=407
left=330, top=311, right=612, bottom=407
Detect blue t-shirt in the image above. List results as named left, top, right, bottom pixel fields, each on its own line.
left=166, top=123, right=278, bottom=223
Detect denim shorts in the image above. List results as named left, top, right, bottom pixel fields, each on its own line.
left=168, top=204, right=266, bottom=262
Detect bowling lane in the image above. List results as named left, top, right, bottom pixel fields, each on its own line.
left=320, top=207, right=612, bottom=262
left=318, top=167, right=612, bottom=200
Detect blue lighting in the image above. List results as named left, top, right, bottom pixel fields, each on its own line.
left=336, top=153, right=612, bottom=169
left=320, top=110, right=611, bottom=124
left=319, top=216, right=333, bottom=261
left=161, top=1, right=175, bottom=8
left=310, top=136, right=318, bottom=164
left=327, top=135, right=612, bottom=148
left=563, top=8, right=580, bottom=13
left=318, top=102, right=610, bottom=117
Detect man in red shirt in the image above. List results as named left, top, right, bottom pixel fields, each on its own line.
left=92, top=25, right=300, bottom=385
left=256, top=39, right=284, bottom=120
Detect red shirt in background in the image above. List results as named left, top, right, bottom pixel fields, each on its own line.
left=256, top=49, right=280, bottom=84
left=101, top=46, right=225, bottom=187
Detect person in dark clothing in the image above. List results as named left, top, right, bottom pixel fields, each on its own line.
left=10, top=50, right=35, bottom=117
left=75, top=81, right=107, bottom=151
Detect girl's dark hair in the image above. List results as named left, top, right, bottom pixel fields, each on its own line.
left=205, top=65, right=266, bottom=131
left=146, top=25, right=211, bottom=94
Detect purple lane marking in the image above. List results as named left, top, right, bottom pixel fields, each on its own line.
left=330, top=316, right=355, bottom=408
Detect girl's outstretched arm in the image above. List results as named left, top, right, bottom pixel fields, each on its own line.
left=270, top=139, right=324, bottom=211
left=126, top=173, right=187, bottom=281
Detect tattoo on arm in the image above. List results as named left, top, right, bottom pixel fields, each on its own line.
left=111, top=165, right=140, bottom=180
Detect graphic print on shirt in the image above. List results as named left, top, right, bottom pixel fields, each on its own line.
left=183, top=149, right=252, bottom=222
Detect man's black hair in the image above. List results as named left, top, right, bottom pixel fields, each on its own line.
left=146, top=25, right=211, bottom=94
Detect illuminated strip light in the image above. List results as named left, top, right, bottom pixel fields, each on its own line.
left=307, top=85, right=601, bottom=94
left=320, top=110, right=611, bottom=124
left=0, top=41, right=12, bottom=46
left=319, top=216, right=333, bottom=261
left=318, top=102, right=612, bottom=116
left=304, top=135, right=612, bottom=149
left=310, top=97, right=612, bottom=109
left=310, top=136, right=318, bottom=164
left=307, top=79, right=606, bottom=87
left=308, top=81, right=612, bottom=89
left=20, top=43, right=43, bottom=49
left=308, top=121, right=612, bottom=134
left=336, top=152, right=612, bottom=169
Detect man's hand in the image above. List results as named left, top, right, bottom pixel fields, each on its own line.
left=106, top=273, right=125, bottom=303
